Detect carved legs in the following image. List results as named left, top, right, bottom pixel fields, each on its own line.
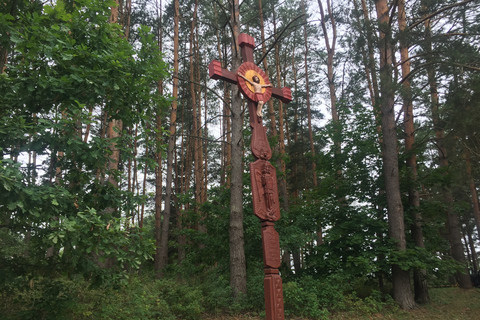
left=257, top=100, right=265, bottom=119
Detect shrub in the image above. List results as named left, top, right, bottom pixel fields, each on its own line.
left=283, top=280, right=329, bottom=319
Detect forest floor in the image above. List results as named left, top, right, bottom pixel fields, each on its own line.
left=204, top=287, right=480, bottom=320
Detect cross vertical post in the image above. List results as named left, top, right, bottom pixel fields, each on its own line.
left=209, top=33, right=292, bottom=320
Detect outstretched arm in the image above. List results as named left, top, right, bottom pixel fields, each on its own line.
left=238, top=72, right=254, bottom=85
left=262, top=83, right=273, bottom=88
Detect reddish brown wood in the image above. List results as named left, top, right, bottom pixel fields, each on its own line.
left=262, top=222, right=281, bottom=268
left=209, top=33, right=291, bottom=320
left=237, top=62, right=273, bottom=102
left=272, top=87, right=292, bottom=104
left=251, top=160, right=280, bottom=221
left=251, top=122, right=272, bottom=160
left=264, top=269, right=285, bottom=320
left=208, top=60, right=237, bottom=84
left=239, top=33, right=255, bottom=62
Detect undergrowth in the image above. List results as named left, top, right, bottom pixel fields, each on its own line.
left=0, top=271, right=439, bottom=320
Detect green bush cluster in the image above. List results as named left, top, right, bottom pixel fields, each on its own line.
left=282, top=274, right=399, bottom=319
left=0, top=272, right=405, bottom=320
left=0, top=276, right=204, bottom=320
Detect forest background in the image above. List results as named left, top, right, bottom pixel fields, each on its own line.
left=1, top=0, right=480, bottom=318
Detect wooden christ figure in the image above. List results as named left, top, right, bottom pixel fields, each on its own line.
left=238, top=72, right=273, bottom=119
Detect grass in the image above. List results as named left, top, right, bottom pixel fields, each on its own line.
left=203, top=288, right=480, bottom=320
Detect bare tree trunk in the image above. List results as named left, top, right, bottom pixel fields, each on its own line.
left=158, top=0, right=179, bottom=277
left=423, top=15, right=471, bottom=289
left=140, top=124, right=148, bottom=229
left=106, top=0, right=123, bottom=191
left=154, top=0, right=164, bottom=275
left=398, top=0, right=429, bottom=304
left=317, top=0, right=338, bottom=123
left=124, top=0, right=132, bottom=40
left=229, top=0, right=247, bottom=298
left=353, top=0, right=386, bottom=291
left=301, top=0, right=317, bottom=188
left=176, top=106, right=186, bottom=263
left=203, top=73, right=208, bottom=204
left=109, top=1, right=119, bottom=24
left=317, top=0, right=339, bottom=244
left=466, top=223, right=478, bottom=274
left=375, top=0, right=416, bottom=309
left=290, top=39, right=299, bottom=200
left=465, top=148, right=480, bottom=235
left=356, top=0, right=381, bottom=135
left=258, top=0, right=277, bottom=138
left=214, top=22, right=230, bottom=186
left=189, top=0, right=202, bottom=215
left=271, top=5, right=289, bottom=211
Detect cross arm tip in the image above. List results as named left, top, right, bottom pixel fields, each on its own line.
left=272, top=87, right=292, bottom=104
left=208, top=60, right=222, bottom=79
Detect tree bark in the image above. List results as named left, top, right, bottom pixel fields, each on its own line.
left=272, top=5, right=289, bottom=211
left=375, top=0, right=416, bottom=309
left=189, top=0, right=203, bottom=214
left=154, top=0, right=164, bottom=274
left=465, top=148, right=480, bottom=235
left=466, top=223, right=478, bottom=274
left=398, top=0, right=429, bottom=304
left=258, top=0, right=277, bottom=138
left=229, top=0, right=247, bottom=298
left=423, top=15, right=472, bottom=289
left=290, top=39, right=299, bottom=200
left=158, top=0, right=179, bottom=277
left=301, top=0, right=317, bottom=188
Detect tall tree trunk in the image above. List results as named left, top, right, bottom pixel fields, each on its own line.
left=466, top=223, right=478, bottom=274
left=154, top=0, right=164, bottom=275
left=318, top=0, right=340, bottom=182
left=301, top=0, right=317, bottom=188
left=465, top=148, right=480, bottom=235
left=317, top=0, right=339, bottom=244
left=189, top=0, right=202, bottom=213
left=355, top=0, right=381, bottom=136
left=423, top=15, right=472, bottom=289
left=353, top=0, right=386, bottom=291
left=398, top=0, right=429, bottom=304
left=258, top=0, right=277, bottom=138
left=158, top=0, right=179, bottom=277
left=213, top=17, right=230, bottom=186
left=177, top=104, right=187, bottom=263
left=317, top=0, right=338, bottom=123
left=203, top=79, right=208, bottom=204
left=106, top=0, right=123, bottom=191
left=375, top=0, right=416, bottom=309
left=290, top=38, right=299, bottom=200
left=229, top=0, right=247, bottom=298
left=272, top=5, right=288, bottom=210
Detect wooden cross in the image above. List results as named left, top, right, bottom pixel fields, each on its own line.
left=209, top=33, right=291, bottom=320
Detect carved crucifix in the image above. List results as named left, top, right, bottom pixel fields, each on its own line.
left=209, top=33, right=292, bottom=320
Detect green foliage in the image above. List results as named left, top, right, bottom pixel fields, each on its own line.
left=49, top=208, right=155, bottom=283
left=0, top=275, right=205, bottom=320
left=283, top=280, right=329, bottom=319
left=0, top=0, right=168, bottom=294
left=1, top=277, right=85, bottom=320
left=282, top=274, right=398, bottom=319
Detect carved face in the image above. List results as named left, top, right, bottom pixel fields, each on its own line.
left=252, top=75, right=260, bottom=84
